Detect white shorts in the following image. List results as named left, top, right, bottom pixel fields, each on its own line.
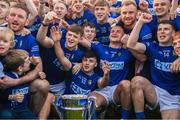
left=148, top=85, right=180, bottom=111
left=94, top=85, right=118, bottom=105
left=50, top=81, right=65, bottom=94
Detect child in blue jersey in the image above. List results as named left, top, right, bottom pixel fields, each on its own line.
left=0, top=28, right=15, bottom=115
left=0, top=49, right=36, bottom=119
left=92, top=0, right=111, bottom=45
left=50, top=26, right=110, bottom=95
left=127, top=13, right=180, bottom=119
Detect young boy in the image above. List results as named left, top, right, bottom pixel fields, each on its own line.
left=0, top=49, right=37, bottom=119
left=50, top=26, right=110, bottom=95
left=0, top=28, right=15, bottom=118
left=0, top=28, right=14, bottom=80
left=92, top=0, right=111, bottom=45
left=172, top=31, right=180, bottom=56
left=82, top=22, right=97, bottom=42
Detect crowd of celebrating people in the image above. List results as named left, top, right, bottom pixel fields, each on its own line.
left=0, top=0, right=179, bottom=119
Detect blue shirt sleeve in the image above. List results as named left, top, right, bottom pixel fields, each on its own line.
left=139, top=24, right=153, bottom=42
left=143, top=41, right=154, bottom=57
left=90, top=41, right=104, bottom=56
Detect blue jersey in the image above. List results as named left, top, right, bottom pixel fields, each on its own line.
left=66, top=9, right=96, bottom=25
left=91, top=42, right=134, bottom=86
left=28, top=16, right=42, bottom=38
left=5, top=72, right=30, bottom=110
left=109, top=1, right=121, bottom=18
left=65, top=69, right=100, bottom=95
left=14, top=34, right=40, bottom=57
left=92, top=20, right=111, bottom=45
left=148, top=16, right=180, bottom=41
left=40, top=39, right=84, bottom=85
left=172, top=16, right=180, bottom=31
left=144, top=42, right=180, bottom=95
left=123, top=23, right=153, bottom=42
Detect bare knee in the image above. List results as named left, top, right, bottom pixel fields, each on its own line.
left=89, top=92, right=107, bottom=111
left=131, top=76, right=146, bottom=91
left=30, top=79, right=49, bottom=94
left=119, top=80, right=131, bottom=93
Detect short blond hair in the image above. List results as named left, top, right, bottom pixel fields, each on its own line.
left=121, top=0, right=137, bottom=7
left=0, top=27, right=14, bottom=47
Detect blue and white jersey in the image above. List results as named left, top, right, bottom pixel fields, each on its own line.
left=123, top=23, right=153, bottom=42
left=144, top=42, right=180, bottom=95
left=109, top=1, right=121, bottom=18
left=40, top=39, right=84, bottom=85
left=14, top=34, right=40, bottom=57
left=92, top=20, right=111, bottom=45
left=65, top=69, right=100, bottom=95
left=66, top=9, right=96, bottom=26
left=5, top=72, right=30, bottom=110
left=91, top=42, right=134, bottom=86
left=28, top=16, right=42, bottom=38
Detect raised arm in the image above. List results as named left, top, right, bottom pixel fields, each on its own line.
left=24, top=0, right=38, bottom=25
left=97, top=62, right=110, bottom=88
left=36, top=11, right=59, bottom=48
left=170, top=0, right=178, bottom=19
left=79, top=37, right=92, bottom=49
left=50, top=26, right=72, bottom=71
left=121, top=34, right=147, bottom=62
left=127, top=13, right=152, bottom=54
left=38, top=0, right=48, bottom=20
left=0, top=57, right=42, bottom=88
